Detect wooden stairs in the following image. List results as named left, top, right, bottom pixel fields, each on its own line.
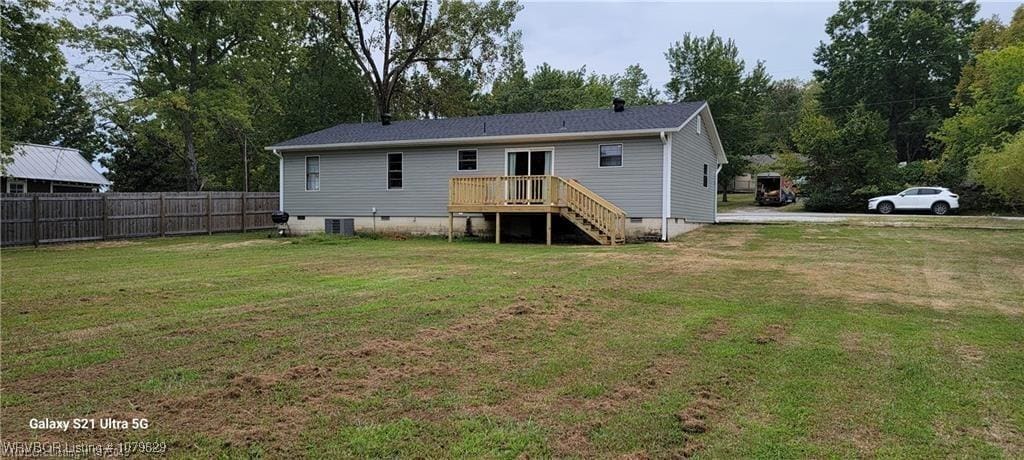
left=558, top=179, right=626, bottom=245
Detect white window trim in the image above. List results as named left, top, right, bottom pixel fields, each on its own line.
left=386, top=152, right=404, bottom=190
left=304, top=155, right=320, bottom=192
left=598, top=143, right=624, bottom=168
left=456, top=148, right=478, bottom=172
left=6, top=180, right=27, bottom=193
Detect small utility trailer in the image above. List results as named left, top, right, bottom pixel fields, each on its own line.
left=755, top=173, right=797, bottom=206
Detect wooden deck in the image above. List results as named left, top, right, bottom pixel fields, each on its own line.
left=447, top=176, right=627, bottom=245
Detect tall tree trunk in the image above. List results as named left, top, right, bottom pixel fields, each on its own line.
left=242, top=134, right=248, bottom=193
left=183, top=122, right=200, bottom=191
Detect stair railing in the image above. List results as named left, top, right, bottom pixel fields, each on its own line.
left=555, top=178, right=627, bottom=242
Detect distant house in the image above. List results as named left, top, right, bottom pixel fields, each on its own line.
left=729, top=154, right=776, bottom=193
left=2, top=143, right=110, bottom=193
left=267, top=100, right=727, bottom=244
left=729, top=153, right=806, bottom=193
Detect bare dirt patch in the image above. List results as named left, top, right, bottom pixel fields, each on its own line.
left=983, top=416, right=1024, bottom=457
left=700, top=318, right=731, bottom=341
left=674, top=388, right=725, bottom=456
left=44, top=240, right=143, bottom=251
left=784, top=261, right=1024, bottom=315
left=954, top=345, right=985, bottom=366
left=839, top=331, right=864, bottom=354
left=753, top=323, right=788, bottom=345
left=219, top=239, right=288, bottom=249
left=59, top=323, right=122, bottom=342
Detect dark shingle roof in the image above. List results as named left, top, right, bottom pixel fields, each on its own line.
left=271, top=102, right=705, bottom=148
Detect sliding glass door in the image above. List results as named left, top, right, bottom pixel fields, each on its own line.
left=506, top=150, right=551, bottom=204
left=507, top=150, right=551, bottom=176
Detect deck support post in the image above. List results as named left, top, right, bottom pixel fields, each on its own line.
left=448, top=212, right=454, bottom=242
left=495, top=212, right=501, bottom=244
left=546, top=212, right=552, bottom=246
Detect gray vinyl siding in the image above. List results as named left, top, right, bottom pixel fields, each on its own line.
left=670, top=115, right=718, bottom=223
left=551, top=137, right=663, bottom=217
left=282, top=136, right=664, bottom=217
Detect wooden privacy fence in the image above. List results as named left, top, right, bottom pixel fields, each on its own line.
left=1, top=192, right=279, bottom=247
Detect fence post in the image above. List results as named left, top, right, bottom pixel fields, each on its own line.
left=159, top=193, right=165, bottom=237
left=241, top=193, right=247, bottom=233
left=73, top=194, right=81, bottom=241
left=101, top=194, right=108, bottom=240
left=207, top=192, right=213, bottom=235
left=32, top=195, right=40, bottom=247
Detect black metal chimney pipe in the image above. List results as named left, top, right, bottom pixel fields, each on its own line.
left=612, top=97, right=625, bottom=112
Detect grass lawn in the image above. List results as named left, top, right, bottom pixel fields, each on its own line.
left=2, top=225, right=1023, bottom=457
left=716, top=193, right=755, bottom=212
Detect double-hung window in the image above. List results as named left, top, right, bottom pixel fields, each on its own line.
left=599, top=144, right=623, bottom=167
left=387, top=153, right=403, bottom=189
left=305, top=156, right=320, bottom=191
left=457, top=150, right=477, bottom=171
left=702, top=164, right=709, bottom=188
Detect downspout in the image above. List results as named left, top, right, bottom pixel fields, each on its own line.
left=660, top=131, right=671, bottom=241
left=273, top=149, right=283, bottom=212
left=714, top=164, right=723, bottom=223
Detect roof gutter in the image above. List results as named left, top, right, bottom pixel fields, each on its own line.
left=264, top=127, right=680, bottom=153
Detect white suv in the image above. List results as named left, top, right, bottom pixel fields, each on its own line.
left=868, top=187, right=959, bottom=215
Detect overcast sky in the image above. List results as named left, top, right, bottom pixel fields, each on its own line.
left=66, top=1, right=1022, bottom=94
left=514, top=1, right=1022, bottom=89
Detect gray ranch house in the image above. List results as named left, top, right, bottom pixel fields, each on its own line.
left=267, top=99, right=726, bottom=245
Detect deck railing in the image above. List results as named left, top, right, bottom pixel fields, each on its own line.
left=449, top=175, right=627, bottom=243
left=449, top=175, right=558, bottom=207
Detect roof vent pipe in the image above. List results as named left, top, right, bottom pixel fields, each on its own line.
left=381, top=113, right=392, bottom=125
left=612, top=97, right=625, bottom=112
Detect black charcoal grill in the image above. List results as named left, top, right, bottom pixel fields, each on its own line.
left=271, top=211, right=290, bottom=236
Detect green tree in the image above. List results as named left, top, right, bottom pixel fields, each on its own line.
left=758, top=78, right=807, bottom=154
left=211, top=3, right=371, bottom=192
left=794, top=105, right=897, bottom=211
left=71, top=0, right=305, bottom=191
left=615, top=64, right=659, bottom=106
left=1, top=0, right=101, bottom=162
left=665, top=31, right=771, bottom=201
left=480, top=62, right=618, bottom=114
left=932, top=7, right=1024, bottom=209
left=814, top=0, right=979, bottom=162
left=400, top=65, right=483, bottom=118
left=100, top=104, right=187, bottom=192
left=935, top=44, right=1024, bottom=182
left=269, top=8, right=374, bottom=132
left=330, top=0, right=521, bottom=123
left=971, top=132, right=1024, bottom=207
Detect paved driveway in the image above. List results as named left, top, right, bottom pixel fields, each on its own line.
left=718, top=210, right=1024, bottom=224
